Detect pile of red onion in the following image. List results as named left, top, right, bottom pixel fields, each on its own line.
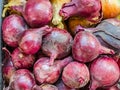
left=2, top=0, right=120, bottom=90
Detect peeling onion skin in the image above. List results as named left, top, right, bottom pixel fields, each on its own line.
left=33, top=56, right=73, bottom=84
left=2, top=59, right=15, bottom=86
left=2, top=47, right=16, bottom=85
left=2, top=14, right=27, bottom=47
left=62, top=61, right=90, bottom=88
left=23, top=0, right=53, bottom=28
left=11, top=48, right=35, bottom=69
left=8, top=69, right=36, bottom=90
left=72, top=31, right=115, bottom=63
left=19, top=25, right=52, bottom=54
left=89, top=56, right=120, bottom=90
left=41, top=28, right=73, bottom=65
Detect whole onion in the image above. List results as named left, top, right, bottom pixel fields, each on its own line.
left=72, top=31, right=114, bottom=63
left=101, top=0, right=120, bottom=19
left=33, top=56, right=72, bottom=84
left=8, top=69, right=36, bottom=90
left=2, top=14, right=27, bottom=47
left=11, top=48, right=35, bottom=69
left=23, top=0, right=53, bottom=27
left=75, top=21, right=120, bottom=52
left=19, top=25, right=52, bottom=54
left=89, top=56, right=120, bottom=90
left=41, top=28, right=73, bottom=65
left=62, top=61, right=90, bottom=88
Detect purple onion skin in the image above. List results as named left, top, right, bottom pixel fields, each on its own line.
left=11, top=48, right=35, bottom=69
left=2, top=59, right=15, bottom=85
left=90, top=56, right=120, bottom=90
left=41, top=28, right=73, bottom=65
left=2, top=14, right=27, bottom=47
left=72, top=31, right=114, bottom=63
left=23, top=0, right=53, bottom=28
left=2, top=47, right=16, bottom=85
left=19, top=25, right=52, bottom=54
left=9, top=69, right=36, bottom=90
left=60, top=0, right=101, bottom=20
left=33, top=56, right=73, bottom=84
left=32, top=84, right=58, bottom=90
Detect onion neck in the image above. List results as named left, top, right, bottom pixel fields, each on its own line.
left=60, top=2, right=78, bottom=20
left=59, top=56, right=73, bottom=68
left=33, top=25, right=52, bottom=36
left=49, top=53, right=57, bottom=65
left=89, top=79, right=99, bottom=90
left=99, top=46, right=115, bottom=55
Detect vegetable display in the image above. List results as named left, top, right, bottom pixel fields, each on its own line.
left=1, top=0, right=120, bottom=90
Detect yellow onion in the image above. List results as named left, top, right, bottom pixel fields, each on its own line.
left=101, top=0, right=120, bottom=19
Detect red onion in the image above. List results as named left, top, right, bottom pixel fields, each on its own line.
left=33, top=56, right=72, bottom=84
left=19, top=25, right=52, bottom=54
left=2, top=14, right=27, bottom=47
left=11, top=48, right=35, bottom=69
left=23, top=0, right=53, bottom=28
left=41, top=28, right=73, bottom=65
left=8, top=69, right=36, bottom=90
left=72, top=31, right=115, bottom=63
left=60, top=0, right=101, bottom=22
left=62, top=61, right=90, bottom=88
left=2, top=47, right=15, bottom=85
left=32, top=84, right=58, bottom=90
left=89, top=56, right=120, bottom=90
left=75, top=22, right=120, bottom=52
